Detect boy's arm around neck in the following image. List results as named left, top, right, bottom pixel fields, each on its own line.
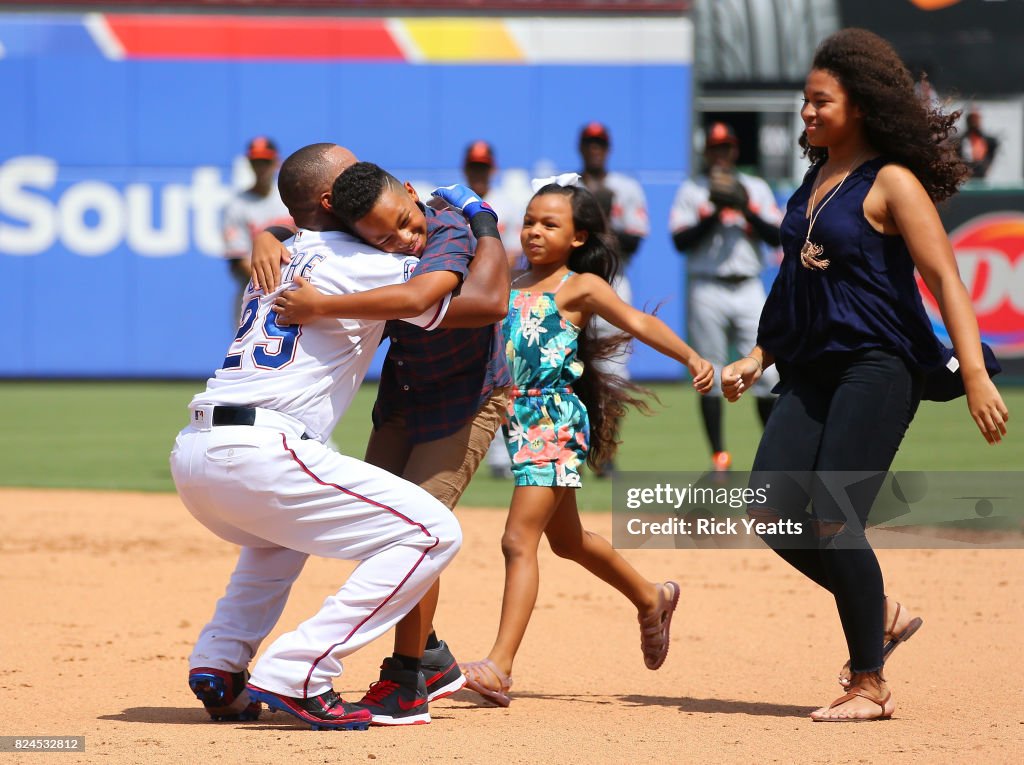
left=437, top=234, right=510, bottom=328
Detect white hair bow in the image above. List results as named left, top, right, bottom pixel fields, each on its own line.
left=530, top=172, right=582, bottom=192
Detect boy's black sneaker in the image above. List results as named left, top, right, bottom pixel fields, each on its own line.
left=421, top=640, right=467, bottom=701
left=356, top=657, right=430, bottom=725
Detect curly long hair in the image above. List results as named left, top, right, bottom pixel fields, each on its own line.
left=531, top=184, right=653, bottom=470
left=801, top=27, right=968, bottom=202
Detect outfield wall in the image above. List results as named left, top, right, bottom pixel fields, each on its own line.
left=4, top=12, right=1021, bottom=382
left=0, top=12, right=695, bottom=379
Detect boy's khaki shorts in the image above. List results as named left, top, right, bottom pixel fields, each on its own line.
left=364, top=387, right=510, bottom=510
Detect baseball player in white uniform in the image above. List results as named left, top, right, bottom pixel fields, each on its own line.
left=578, top=122, right=650, bottom=475
left=461, top=140, right=525, bottom=268
left=670, top=122, right=783, bottom=471
left=222, top=137, right=293, bottom=316
left=459, top=140, right=521, bottom=480
left=172, top=143, right=461, bottom=731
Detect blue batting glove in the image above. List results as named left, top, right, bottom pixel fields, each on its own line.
left=431, top=184, right=499, bottom=222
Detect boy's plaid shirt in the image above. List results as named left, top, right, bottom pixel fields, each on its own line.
left=372, top=204, right=510, bottom=443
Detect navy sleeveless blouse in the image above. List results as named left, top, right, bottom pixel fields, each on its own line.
left=757, top=157, right=946, bottom=372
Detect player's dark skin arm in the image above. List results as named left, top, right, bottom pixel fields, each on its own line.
left=616, top=232, right=643, bottom=261
left=742, top=207, right=782, bottom=247
left=437, top=234, right=510, bottom=328
left=672, top=209, right=720, bottom=253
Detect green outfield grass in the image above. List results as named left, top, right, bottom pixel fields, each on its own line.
left=0, top=381, right=1020, bottom=511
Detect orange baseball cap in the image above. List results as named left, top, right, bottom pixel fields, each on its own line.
left=246, top=136, right=279, bottom=161
left=579, top=121, right=611, bottom=145
left=705, top=122, right=738, bottom=147
left=464, top=140, right=495, bottom=167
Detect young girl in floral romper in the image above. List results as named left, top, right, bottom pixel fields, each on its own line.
left=462, top=180, right=714, bottom=706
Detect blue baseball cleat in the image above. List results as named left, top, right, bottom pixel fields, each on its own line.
left=188, top=667, right=261, bottom=722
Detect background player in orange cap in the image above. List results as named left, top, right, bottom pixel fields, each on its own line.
left=669, top=121, right=783, bottom=471
left=461, top=140, right=521, bottom=480
left=576, top=122, right=650, bottom=476
left=461, top=140, right=525, bottom=270
left=222, top=136, right=293, bottom=322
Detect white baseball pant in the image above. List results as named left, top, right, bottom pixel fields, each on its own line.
left=687, top=277, right=780, bottom=396
left=592, top=272, right=633, bottom=380
left=170, top=406, right=462, bottom=698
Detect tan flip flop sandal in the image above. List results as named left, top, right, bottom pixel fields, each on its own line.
left=461, top=659, right=513, bottom=707
left=639, top=581, right=680, bottom=670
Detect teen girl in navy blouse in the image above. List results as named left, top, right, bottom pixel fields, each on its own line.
left=722, top=29, right=1009, bottom=722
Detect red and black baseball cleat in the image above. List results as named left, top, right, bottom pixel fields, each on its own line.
left=188, top=667, right=261, bottom=722
left=246, top=684, right=371, bottom=731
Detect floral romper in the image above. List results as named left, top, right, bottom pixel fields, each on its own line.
left=502, top=272, right=589, bottom=488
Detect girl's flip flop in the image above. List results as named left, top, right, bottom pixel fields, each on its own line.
left=461, top=659, right=513, bottom=707
left=639, top=581, right=681, bottom=670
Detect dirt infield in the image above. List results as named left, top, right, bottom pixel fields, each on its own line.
left=1, top=488, right=1022, bottom=764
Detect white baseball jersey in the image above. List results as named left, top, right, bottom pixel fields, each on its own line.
left=669, top=172, right=782, bottom=278
left=223, top=188, right=293, bottom=259
left=587, top=171, right=648, bottom=381
left=191, top=229, right=450, bottom=442
left=174, top=227, right=461, bottom=702
left=602, top=171, right=650, bottom=238
left=482, top=189, right=524, bottom=261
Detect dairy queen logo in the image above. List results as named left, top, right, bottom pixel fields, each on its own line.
left=917, top=212, right=1024, bottom=358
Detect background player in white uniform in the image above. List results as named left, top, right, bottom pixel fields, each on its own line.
left=222, top=136, right=294, bottom=317
left=461, top=140, right=524, bottom=269
left=578, top=122, right=650, bottom=475
left=459, top=140, right=521, bottom=479
left=669, top=122, right=783, bottom=471
left=171, top=143, right=461, bottom=731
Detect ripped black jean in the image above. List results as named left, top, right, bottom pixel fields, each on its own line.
left=748, top=349, right=922, bottom=673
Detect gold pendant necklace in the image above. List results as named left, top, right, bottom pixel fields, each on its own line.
left=801, top=153, right=866, bottom=270
left=799, top=239, right=826, bottom=269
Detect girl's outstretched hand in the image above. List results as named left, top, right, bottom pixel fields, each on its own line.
left=721, top=357, right=762, bottom=402
left=688, top=356, right=715, bottom=394
left=964, top=375, right=1010, bottom=444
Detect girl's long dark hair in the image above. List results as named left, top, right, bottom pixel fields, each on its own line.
left=533, top=183, right=653, bottom=470
left=801, top=27, right=968, bottom=202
